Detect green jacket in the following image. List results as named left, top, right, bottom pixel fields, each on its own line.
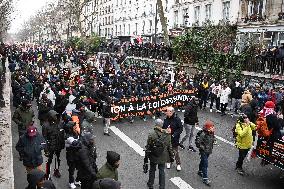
left=12, top=106, right=34, bottom=131
left=96, top=162, right=118, bottom=181
left=235, top=122, right=256, bottom=149
left=146, top=127, right=173, bottom=164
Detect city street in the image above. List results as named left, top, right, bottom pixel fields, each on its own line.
left=12, top=102, right=284, bottom=189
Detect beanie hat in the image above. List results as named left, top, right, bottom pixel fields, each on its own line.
left=107, top=151, right=120, bottom=166
left=203, top=120, right=214, bottom=131
left=265, top=101, right=275, bottom=109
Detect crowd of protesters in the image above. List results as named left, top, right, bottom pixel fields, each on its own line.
left=1, top=40, right=283, bottom=189
left=100, top=41, right=174, bottom=61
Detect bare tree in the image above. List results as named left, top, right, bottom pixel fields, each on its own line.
left=0, top=0, right=14, bottom=40
left=157, top=0, right=170, bottom=46
left=60, top=0, right=94, bottom=37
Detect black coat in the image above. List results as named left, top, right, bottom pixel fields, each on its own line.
left=162, top=113, right=183, bottom=147
left=231, top=86, right=243, bottom=99
left=102, top=103, right=112, bottom=118
left=38, top=99, right=53, bottom=121
left=184, top=101, right=198, bottom=125
left=77, top=138, right=98, bottom=180
left=16, top=133, right=45, bottom=167
left=42, top=121, right=65, bottom=152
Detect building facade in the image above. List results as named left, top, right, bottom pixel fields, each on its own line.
left=237, top=0, right=284, bottom=47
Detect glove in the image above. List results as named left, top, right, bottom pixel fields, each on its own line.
left=66, top=137, right=75, bottom=145
left=143, top=163, right=148, bottom=174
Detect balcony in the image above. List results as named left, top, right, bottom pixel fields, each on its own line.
left=241, top=14, right=265, bottom=23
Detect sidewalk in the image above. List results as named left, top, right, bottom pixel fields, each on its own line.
left=0, top=70, right=14, bottom=189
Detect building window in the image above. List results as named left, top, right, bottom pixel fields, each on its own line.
left=182, top=8, right=188, bottom=26
left=174, top=10, right=178, bottom=27
left=149, top=20, right=152, bottom=33
left=128, top=24, right=130, bottom=35
left=142, top=20, right=145, bottom=34
left=194, top=6, right=200, bottom=23
left=135, top=23, right=138, bottom=35
left=223, top=1, right=230, bottom=20
left=205, top=4, right=211, bottom=21
left=115, top=25, right=117, bottom=36
left=123, top=24, right=125, bottom=35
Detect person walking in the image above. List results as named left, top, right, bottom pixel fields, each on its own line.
left=102, top=99, right=112, bottom=136
left=77, top=133, right=98, bottom=189
left=97, top=151, right=121, bottom=181
left=180, top=96, right=199, bottom=152
left=195, top=121, right=215, bottom=186
left=64, top=121, right=81, bottom=189
left=220, top=83, right=231, bottom=116
left=42, top=110, right=65, bottom=179
left=230, top=81, right=243, bottom=113
left=235, top=114, right=256, bottom=175
left=162, top=107, right=183, bottom=171
left=145, top=119, right=174, bottom=189
left=209, top=81, right=221, bottom=113
left=13, top=99, right=35, bottom=137
left=16, top=126, right=46, bottom=175
left=38, top=93, right=53, bottom=125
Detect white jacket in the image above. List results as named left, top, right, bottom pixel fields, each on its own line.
left=220, top=87, right=231, bottom=104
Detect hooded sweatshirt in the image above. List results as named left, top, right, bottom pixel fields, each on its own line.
left=97, top=151, right=120, bottom=181
left=26, top=169, right=45, bottom=189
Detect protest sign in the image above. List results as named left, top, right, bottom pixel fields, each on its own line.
left=111, top=90, right=195, bottom=120
left=256, top=138, right=284, bottom=170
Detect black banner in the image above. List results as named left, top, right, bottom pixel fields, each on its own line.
left=111, top=90, right=195, bottom=120
left=256, top=138, right=284, bottom=170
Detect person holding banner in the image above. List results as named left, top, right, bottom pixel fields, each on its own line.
left=162, top=107, right=183, bottom=171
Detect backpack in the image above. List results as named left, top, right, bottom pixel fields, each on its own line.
left=195, top=130, right=204, bottom=149
left=150, top=132, right=167, bottom=157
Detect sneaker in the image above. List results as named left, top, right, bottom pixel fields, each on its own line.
left=216, top=110, right=221, bottom=113
left=179, top=144, right=185, bottom=149
left=74, top=181, right=81, bottom=186
left=197, top=171, right=203, bottom=177
left=188, top=146, right=197, bottom=152
left=210, top=109, right=213, bottom=112
left=176, top=164, right=181, bottom=171
left=166, top=163, right=171, bottom=169
left=237, top=169, right=244, bottom=175
left=104, top=132, right=110, bottom=136
left=177, top=109, right=181, bottom=112
left=181, top=110, right=185, bottom=113
left=152, top=116, right=156, bottom=120
left=203, top=179, right=211, bottom=186
left=69, top=183, right=76, bottom=189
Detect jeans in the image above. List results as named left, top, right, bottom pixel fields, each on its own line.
left=199, top=152, right=209, bottom=179
left=147, top=162, right=165, bottom=189
left=210, top=94, right=220, bottom=110
left=172, top=146, right=181, bottom=165
left=180, top=124, right=195, bottom=147
left=236, top=149, right=249, bottom=169
left=231, top=98, right=241, bottom=112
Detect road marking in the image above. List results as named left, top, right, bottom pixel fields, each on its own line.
left=170, top=177, right=194, bottom=189
left=109, top=126, right=145, bottom=157
left=196, top=127, right=235, bottom=146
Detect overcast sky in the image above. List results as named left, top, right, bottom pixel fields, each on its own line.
left=9, top=0, right=55, bottom=33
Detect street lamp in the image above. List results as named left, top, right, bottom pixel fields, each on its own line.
left=184, top=13, right=189, bottom=27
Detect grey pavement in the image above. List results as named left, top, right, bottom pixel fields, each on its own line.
left=12, top=103, right=284, bottom=189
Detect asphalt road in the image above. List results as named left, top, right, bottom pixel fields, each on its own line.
left=12, top=103, right=284, bottom=189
